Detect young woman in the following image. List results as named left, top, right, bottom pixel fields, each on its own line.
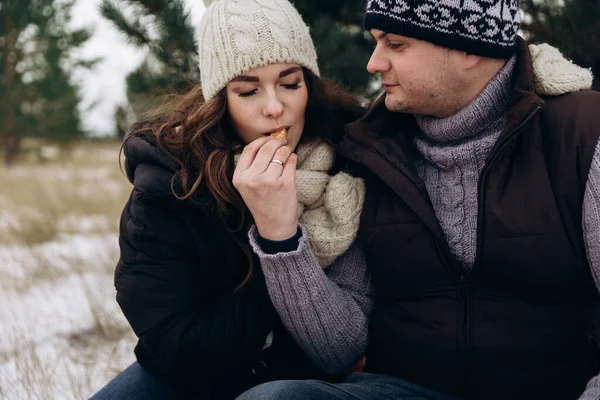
left=90, top=0, right=371, bottom=399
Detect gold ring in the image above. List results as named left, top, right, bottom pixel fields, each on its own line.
left=270, top=159, right=284, bottom=166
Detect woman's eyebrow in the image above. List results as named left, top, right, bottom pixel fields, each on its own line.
left=230, top=66, right=301, bottom=83
left=279, top=66, right=301, bottom=78
left=230, top=75, right=259, bottom=83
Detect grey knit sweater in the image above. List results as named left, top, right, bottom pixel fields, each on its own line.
left=248, top=225, right=371, bottom=374
left=414, top=57, right=600, bottom=399
left=413, top=57, right=516, bottom=266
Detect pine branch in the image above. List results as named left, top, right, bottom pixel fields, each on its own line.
left=67, top=28, right=93, bottom=48
left=99, top=0, right=151, bottom=47
left=135, top=0, right=170, bottom=17
left=160, top=0, right=197, bottom=55
left=150, top=37, right=186, bottom=73
left=71, top=56, right=103, bottom=70
left=126, top=62, right=156, bottom=93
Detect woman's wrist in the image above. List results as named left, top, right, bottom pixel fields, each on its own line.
left=256, top=222, right=298, bottom=241
left=257, top=226, right=301, bottom=254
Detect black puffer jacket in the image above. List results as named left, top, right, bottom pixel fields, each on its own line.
left=116, top=131, right=336, bottom=399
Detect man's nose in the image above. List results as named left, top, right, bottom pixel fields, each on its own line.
left=367, top=45, right=390, bottom=75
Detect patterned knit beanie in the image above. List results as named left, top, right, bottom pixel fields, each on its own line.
left=198, top=0, right=320, bottom=101
left=364, top=0, right=521, bottom=58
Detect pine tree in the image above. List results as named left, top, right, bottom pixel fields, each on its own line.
left=0, top=0, right=94, bottom=165
left=521, top=0, right=600, bottom=89
left=292, top=0, right=376, bottom=96
left=100, top=0, right=199, bottom=116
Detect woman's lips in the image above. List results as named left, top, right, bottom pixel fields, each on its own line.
left=263, top=126, right=290, bottom=136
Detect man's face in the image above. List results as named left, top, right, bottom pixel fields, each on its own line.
left=367, top=29, right=467, bottom=117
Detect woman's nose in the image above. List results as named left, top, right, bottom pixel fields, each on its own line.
left=263, top=91, right=284, bottom=118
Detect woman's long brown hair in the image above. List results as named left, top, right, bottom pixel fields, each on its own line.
left=125, top=68, right=364, bottom=291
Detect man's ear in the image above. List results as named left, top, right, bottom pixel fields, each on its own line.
left=462, top=53, right=483, bottom=70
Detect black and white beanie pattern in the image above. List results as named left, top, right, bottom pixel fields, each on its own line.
left=364, top=0, right=520, bottom=58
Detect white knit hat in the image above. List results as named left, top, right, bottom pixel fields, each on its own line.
left=198, top=0, right=320, bottom=101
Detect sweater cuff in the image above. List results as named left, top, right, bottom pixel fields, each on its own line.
left=248, top=224, right=310, bottom=260
left=257, top=228, right=302, bottom=254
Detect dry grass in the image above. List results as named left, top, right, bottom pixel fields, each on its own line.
left=0, top=140, right=138, bottom=399
left=1, top=141, right=127, bottom=245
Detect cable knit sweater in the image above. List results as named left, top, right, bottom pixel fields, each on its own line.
left=414, top=56, right=516, bottom=266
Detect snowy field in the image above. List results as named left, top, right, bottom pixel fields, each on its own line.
left=0, top=142, right=137, bottom=399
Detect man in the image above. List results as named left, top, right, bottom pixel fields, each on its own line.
left=238, top=0, right=600, bottom=399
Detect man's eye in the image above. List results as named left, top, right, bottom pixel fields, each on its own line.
left=388, top=43, right=403, bottom=50
left=238, top=89, right=257, bottom=98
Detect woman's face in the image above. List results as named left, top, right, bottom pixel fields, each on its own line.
left=226, top=63, right=309, bottom=152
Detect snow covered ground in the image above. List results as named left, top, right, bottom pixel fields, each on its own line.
left=0, top=143, right=137, bottom=399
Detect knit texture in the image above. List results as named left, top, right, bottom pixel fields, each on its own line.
left=581, top=141, right=600, bottom=400
left=248, top=224, right=371, bottom=374
left=197, top=0, right=319, bottom=101
left=579, top=364, right=600, bottom=400
left=295, top=139, right=366, bottom=267
left=235, top=139, right=365, bottom=268
left=584, top=140, right=600, bottom=289
left=530, top=43, right=594, bottom=96
left=364, top=0, right=520, bottom=58
left=414, top=56, right=516, bottom=266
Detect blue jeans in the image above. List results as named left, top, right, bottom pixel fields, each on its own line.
left=236, top=372, right=459, bottom=400
left=89, top=362, right=190, bottom=400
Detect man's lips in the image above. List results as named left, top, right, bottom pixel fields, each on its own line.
left=383, top=83, right=399, bottom=90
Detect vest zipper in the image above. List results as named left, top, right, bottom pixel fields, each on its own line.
left=461, top=104, right=543, bottom=398
left=458, top=270, right=469, bottom=394
left=472, top=104, right=543, bottom=274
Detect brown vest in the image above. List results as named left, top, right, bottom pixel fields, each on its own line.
left=338, top=40, right=600, bottom=400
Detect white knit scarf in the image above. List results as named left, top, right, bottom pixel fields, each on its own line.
left=294, top=139, right=365, bottom=267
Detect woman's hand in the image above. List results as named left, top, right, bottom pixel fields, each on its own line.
left=233, top=137, right=299, bottom=241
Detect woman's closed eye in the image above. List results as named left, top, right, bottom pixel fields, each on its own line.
left=237, top=82, right=302, bottom=97
left=238, top=89, right=258, bottom=98
left=282, top=83, right=302, bottom=90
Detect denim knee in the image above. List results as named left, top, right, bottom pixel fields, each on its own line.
left=88, top=362, right=175, bottom=400
left=237, top=380, right=319, bottom=400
